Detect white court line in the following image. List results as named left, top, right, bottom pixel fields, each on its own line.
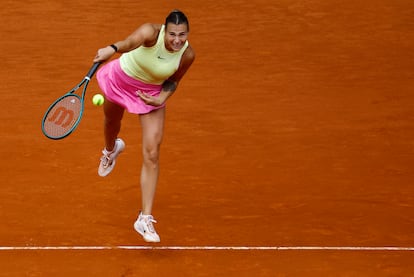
left=0, top=246, right=413, bottom=251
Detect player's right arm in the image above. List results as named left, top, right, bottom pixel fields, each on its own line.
left=93, top=23, right=159, bottom=63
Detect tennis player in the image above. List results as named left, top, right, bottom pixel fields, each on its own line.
left=93, top=10, right=195, bottom=243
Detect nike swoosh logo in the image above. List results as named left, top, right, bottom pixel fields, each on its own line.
left=157, top=56, right=165, bottom=59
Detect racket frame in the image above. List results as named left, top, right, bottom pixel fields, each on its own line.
left=41, top=62, right=101, bottom=140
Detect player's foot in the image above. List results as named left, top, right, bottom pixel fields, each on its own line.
left=98, top=138, right=125, bottom=177
left=134, top=212, right=161, bottom=243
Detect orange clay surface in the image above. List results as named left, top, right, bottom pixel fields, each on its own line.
left=1, top=0, right=414, bottom=276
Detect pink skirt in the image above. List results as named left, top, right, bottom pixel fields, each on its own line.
left=96, top=59, right=165, bottom=114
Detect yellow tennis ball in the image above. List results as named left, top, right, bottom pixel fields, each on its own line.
left=92, top=94, right=104, bottom=106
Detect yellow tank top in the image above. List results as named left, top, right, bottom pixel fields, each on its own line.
left=120, top=25, right=189, bottom=85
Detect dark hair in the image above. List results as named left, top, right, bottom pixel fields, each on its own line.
left=165, top=10, right=189, bottom=31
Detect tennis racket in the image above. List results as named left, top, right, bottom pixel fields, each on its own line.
left=41, top=62, right=101, bottom=140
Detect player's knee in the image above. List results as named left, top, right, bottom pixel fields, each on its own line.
left=143, top=145, right=160, bottom=166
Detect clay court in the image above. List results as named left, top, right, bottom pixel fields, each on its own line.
left=1, top=0, right=414, bottom=275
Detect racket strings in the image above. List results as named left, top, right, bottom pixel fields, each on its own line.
left=42, top=95, right=82, bottom=138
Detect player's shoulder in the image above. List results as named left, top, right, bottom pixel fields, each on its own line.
left=138, top=23, right=160, bottom=36
left=134, top=23, right=162, bottom=45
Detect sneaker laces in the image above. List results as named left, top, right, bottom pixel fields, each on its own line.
left=143, top=215, right=157, bottom=233
left=100, top=149, right=114, bottom=168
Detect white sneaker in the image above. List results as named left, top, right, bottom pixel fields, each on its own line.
left=98, top=138, right=125, bottom=177
left=134, top=212, right=160, bottom=243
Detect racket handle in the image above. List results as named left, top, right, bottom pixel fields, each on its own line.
left=86, top=62, right=101, bottom=78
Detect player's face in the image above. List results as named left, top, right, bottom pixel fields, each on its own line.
left=164, top=23, right=188, bottom=52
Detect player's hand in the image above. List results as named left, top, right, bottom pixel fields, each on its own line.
left=136, top=90, right=163, bottom=106
left=93, top=46, right=116, bottom=63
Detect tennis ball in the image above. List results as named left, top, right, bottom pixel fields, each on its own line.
left=92, top=94, right=104, bottom=106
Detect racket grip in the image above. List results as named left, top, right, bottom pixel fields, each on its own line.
left=86, top=62, right=102, bottom=78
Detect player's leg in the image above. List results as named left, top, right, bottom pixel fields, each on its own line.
left=139, top=107, right=165, bottom=215
left=98, top=99, right=125, bottom=177
left=103, top=99, right=125, bottom=151
left=133, top=107, right=165, bottom=242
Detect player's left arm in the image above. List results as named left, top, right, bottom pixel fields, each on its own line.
left=138, top=45, right=195, bottom=106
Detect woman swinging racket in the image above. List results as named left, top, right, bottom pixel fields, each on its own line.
left=93, top=10, right=195, bottom=243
